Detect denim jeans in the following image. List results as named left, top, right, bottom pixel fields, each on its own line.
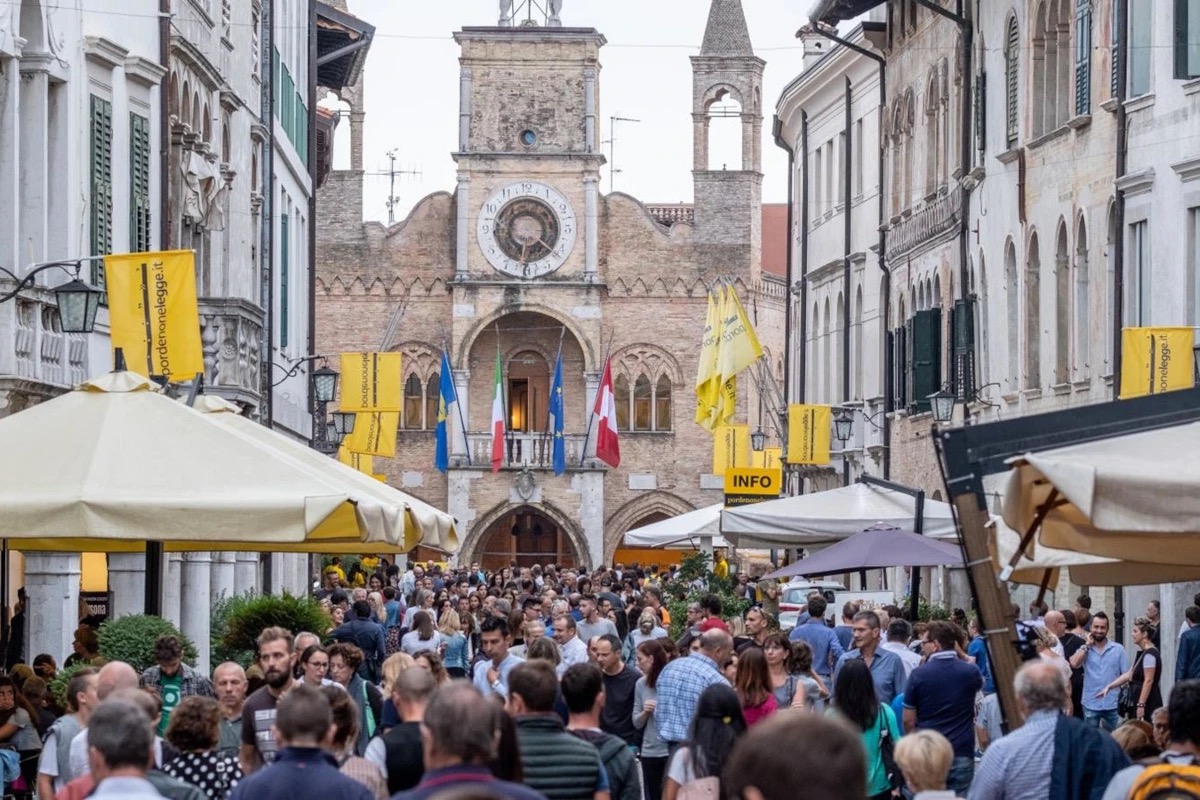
left=946, top=756, right=975, bottom=796
left=1084, top=707, right=1120, bottom=732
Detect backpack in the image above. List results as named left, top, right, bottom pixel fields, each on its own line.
left=1129, top=759, right=1200, bottom=800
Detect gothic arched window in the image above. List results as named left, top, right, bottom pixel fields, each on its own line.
left=633, top=375, right=652, bottom=431
left=655, top=375, right=673, bottom=431
left=615, top=375, right=631, bottom=431
left=426, top=373, right=440, bottom=430
left=403, top=374, right=424, bottom=430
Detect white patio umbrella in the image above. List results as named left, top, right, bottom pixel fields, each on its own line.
left=1001, top=421, right=1200, bottom=565
left=989, top=515, right=1200, bottom=586
left=622, top=504, right=729, bottom=549
left=721, top=481, right=958, bottom=549
left=0, top=372, right=455, bottom=553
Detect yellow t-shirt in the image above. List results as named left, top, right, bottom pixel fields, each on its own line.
left=713, top=558, right=729, bottom=578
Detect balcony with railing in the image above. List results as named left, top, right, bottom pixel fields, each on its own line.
left=885, top=186, right=963, bottom=263
left=459, top=431, right=596, bottom=470
left=1, top=289, right=88, bottom=402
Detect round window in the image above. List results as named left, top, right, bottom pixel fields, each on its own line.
left=520, top=129, right=538, bottom=147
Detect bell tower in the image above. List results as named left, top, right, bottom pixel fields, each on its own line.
left=691, top=0, right=764, bottom=275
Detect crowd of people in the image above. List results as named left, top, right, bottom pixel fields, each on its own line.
left=4, top=558, right=1200, bottom=800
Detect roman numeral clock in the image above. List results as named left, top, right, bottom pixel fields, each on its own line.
left=476, top=181, right=577, bottom=278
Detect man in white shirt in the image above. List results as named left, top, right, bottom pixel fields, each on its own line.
left=553, top=614, right=589, bottom=676
left=880, top=619, right=922, bottom=677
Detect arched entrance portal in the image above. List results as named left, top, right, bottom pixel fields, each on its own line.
left=477, top=505, right=581, bottom=570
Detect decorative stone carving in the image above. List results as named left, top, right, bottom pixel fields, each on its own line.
left=198, top=297, right=264, bottom=412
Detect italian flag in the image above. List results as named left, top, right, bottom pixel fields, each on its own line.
left=593, top=356, right=621, bottom=468
left=490, top=348, right=505, bottom=472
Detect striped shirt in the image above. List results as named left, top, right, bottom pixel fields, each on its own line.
left=968, top=709, right=1059, bottom=800
left=654, top=652, right=728, bottom=743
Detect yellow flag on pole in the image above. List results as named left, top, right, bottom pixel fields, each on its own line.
left=694, top=290, right=721, bottom=429
left=787, top=404, right=832, bottom=465
left=712, top=422, right=751, bottom=476
left=104, top=250, right=204, bottom=381
left=344, top=411, right=400, bottom=457
left=1119, top=327, right=1196, bottom=399
left=340, top=353, right=403, bottom=412
left=716, top=286, right=764, bottom=424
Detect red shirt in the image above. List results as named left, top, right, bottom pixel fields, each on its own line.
left=698, top=617, right=729, bottom=633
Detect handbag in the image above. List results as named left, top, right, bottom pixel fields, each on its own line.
left=877, top=708, right=901, bottom=790
left=1119, top=650, right=1146, bottom=717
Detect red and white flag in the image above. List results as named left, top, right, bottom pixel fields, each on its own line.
left=490, top=348, right=505, bottom=472
left=592, top=356, right=621, bottom=468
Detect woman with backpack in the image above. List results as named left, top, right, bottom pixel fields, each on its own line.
left=663, top=684, right=747, bottom=800
left=831, top=659, right=903, bottom=800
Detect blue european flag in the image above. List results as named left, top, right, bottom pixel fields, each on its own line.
left=434, top=350, right=456, bottom=473
left=549, top=350, right=565, bottom=475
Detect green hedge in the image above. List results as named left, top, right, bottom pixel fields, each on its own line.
left=661, top=551, right=751, bottom=640
left=217, top=592, right=329, bottom=658
left=97, top=615, right=197, bottom=674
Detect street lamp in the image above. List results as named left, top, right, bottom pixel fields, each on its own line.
left=928, top=387, right=956, bottom=423
left=311, top=363, right=340, bottom=404
left=832, top=406, right=853, bottom=446
left=750, top=428, right=767, bottom=452
left=1, top=260, right=104, bottom=334
left=331, top=411, right=356, bottom=438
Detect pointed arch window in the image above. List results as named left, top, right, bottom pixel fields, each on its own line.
left=615, top=375, right=631, bottom=431
left=633, top=375, right=652, bottom=431
left=426, top=373, right=440, bottom=430
left=403, top=374, right=424, bottom=430
left=655, top=376, right=673, bottom=431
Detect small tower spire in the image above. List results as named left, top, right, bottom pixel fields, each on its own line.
left=699, top=0, right=754, bottom=57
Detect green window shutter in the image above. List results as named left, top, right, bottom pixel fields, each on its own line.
left=280, top=213, right=289, bottom=348
left=89, top=95, right=113, bottom=299
left=1075, top=0, right=1092, bottom=115
left=889, top=325, right=908, bottom=413
left=1005, top=17, right=1019, bottom=146
left=904, top=316, right=915, bottom=410
left=974, top=72, right=986, bottom=153
left=129, top=112, right=152, bottom=253
left=910, top=308, right=941, bottom=414
left=951, top=298, right=977, bottom=402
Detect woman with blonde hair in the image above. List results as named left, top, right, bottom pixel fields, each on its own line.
left=439, top=608, right=470, bottom=679
left=894, top=729, right=954, bottom=799
left=377, top=652, right=414, bottom=735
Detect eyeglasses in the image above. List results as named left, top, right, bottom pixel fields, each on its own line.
left=307, top=660, right=329, bottom=669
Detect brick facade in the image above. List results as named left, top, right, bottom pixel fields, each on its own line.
left=316, top=4, right=783, bottom=568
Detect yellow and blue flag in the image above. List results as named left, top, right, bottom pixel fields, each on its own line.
left=549, top=349, right=566, bottom=476
left=435, top=350, right=457, bottom=473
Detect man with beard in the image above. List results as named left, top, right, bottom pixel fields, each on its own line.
left=1067, top=611, right=1128, bottom=732
left=240, top=627, right=296, bottom=773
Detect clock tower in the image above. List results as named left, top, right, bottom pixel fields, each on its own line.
left=452, top=21, right=605, bottom=282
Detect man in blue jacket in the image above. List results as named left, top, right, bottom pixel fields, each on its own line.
left=1177, top=606, right=1200, bottom=681
left=229, top=685, right=373, bottom=800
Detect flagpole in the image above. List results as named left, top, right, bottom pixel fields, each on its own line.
left=496, top=323, right=507, bottom=466
left=579, top=329, right=615, bottom=466
left=443, top=340, right=472, bottom=466
left=543, top=326, right=565, bottom=436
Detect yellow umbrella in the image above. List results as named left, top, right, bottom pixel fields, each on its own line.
left=0, top=372, right=454, bottom=553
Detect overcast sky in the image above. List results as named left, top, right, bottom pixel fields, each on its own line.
left=329, top=1, right=816, bottom=224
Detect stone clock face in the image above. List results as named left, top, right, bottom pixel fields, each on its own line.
left=477, top=181, right=577, bottom=278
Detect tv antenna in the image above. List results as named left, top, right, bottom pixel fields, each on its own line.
left=602, top=115, right=641, bottom=194
left=383, top=149, right=422, bottom=225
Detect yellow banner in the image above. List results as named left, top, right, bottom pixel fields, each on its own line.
left=716, top=286, right=764, bottom=425
left=344, top=411, right=399, bottom=457
left=340, top=352, right=402, bottom=412
left=1119, top=327, right=1196, bottom=399
left=712, top=423, right=750, bottom=476
left=337, top=447, right=373, bottom=474
left=694, top=290, right=721, bottom=430
left=752, top=447, right=783, bottom=470
left=787, top=404, right=832, bottom=465
left=104, top=250, right=203, bottom=381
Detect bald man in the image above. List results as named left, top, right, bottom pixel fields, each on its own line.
left=214, top=662, right=248, bottom=755
left=67, top=661, right=143, bottom=778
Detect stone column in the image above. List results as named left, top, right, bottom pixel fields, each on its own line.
left=584, top=176, right=598, bottom=280
left=108, top=553, right=145, bottom=619
left=577, top=472, right=605, bottom=569
left=0, top=56, right=19, bottom=269
left=24, top=554, right=80, bottom=670
left=180, top=552, right=211, bottom=675
left=163, top=554, right=183, bottom=626
left=234, top=553, right=259, bottom=594
left=17, top=65, right=48, bottom=263
left=1159, top=581, right=1200, bottom=698
left=210, top=552, right=236, bottom=602
left=456, top=174, right=470, bottom=279
left=453, top=369, right=470, bottom=461
left=458, top=68, right=472, bottom=152
left=583, top=68, right=597, bottom=152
